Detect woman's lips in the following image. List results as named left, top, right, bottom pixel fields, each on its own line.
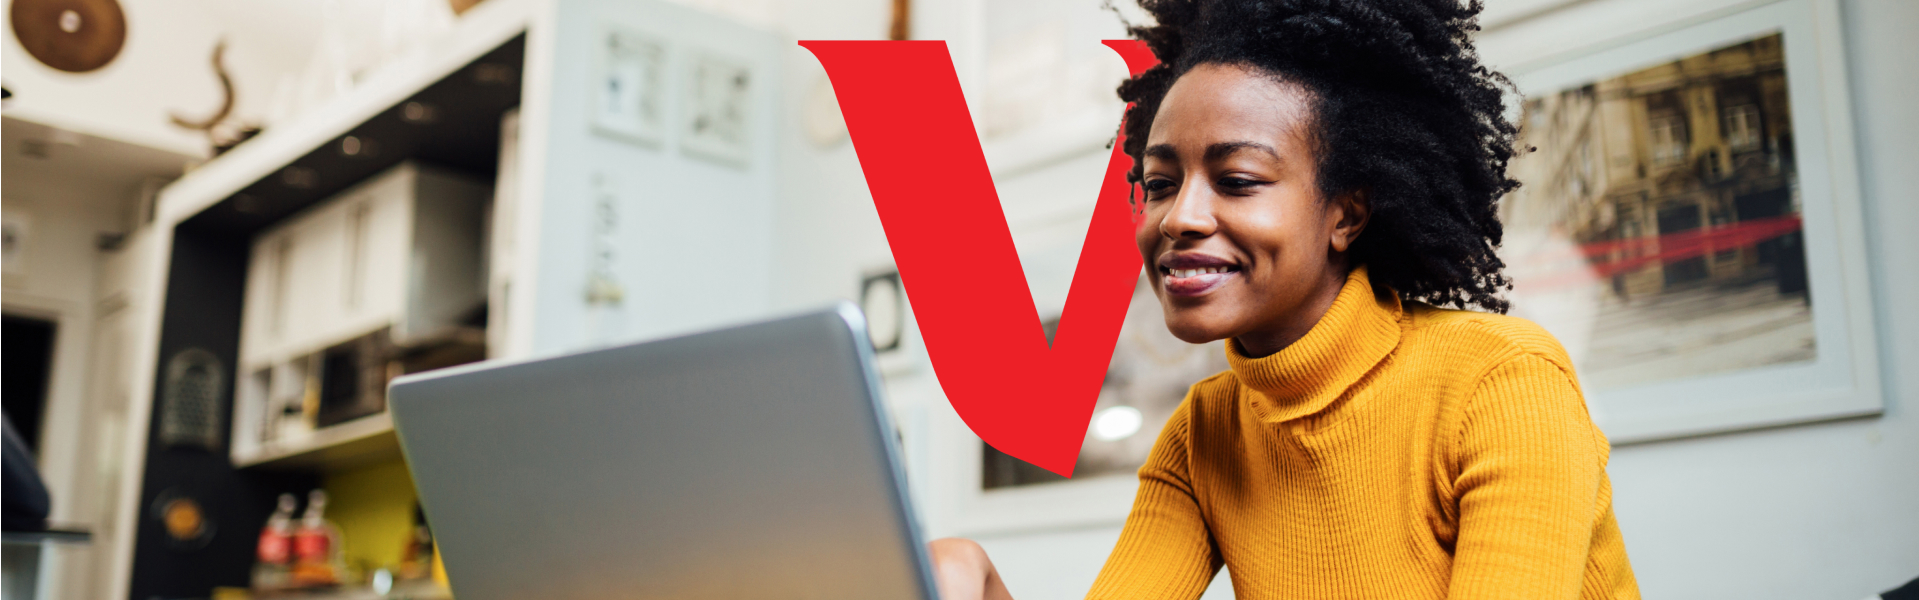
left=1161, top=266, right=1238, bottom=297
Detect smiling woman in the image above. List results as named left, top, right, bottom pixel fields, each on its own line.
left=1135, top=64, right=1364, bottom=357
left=925, top=0, right=1640, bottom=599
left=1117, top=0, right=1521, bottom=319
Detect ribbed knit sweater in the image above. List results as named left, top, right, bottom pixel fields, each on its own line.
left=1087, top=267, right=1639, bottom=599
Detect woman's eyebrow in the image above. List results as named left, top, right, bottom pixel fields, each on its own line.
left=1144, top=144, right=1179, bottom=162
left=1204, top=141, right=1280, bottom=162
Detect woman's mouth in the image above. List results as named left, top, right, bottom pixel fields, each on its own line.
left=1159, top=264, right=1241, bottom=297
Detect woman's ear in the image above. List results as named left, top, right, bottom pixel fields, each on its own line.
left=1329, top=189, right=1370, bottom=253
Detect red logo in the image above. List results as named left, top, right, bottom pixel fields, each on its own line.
left=801, top=40, right=1158, bottom=476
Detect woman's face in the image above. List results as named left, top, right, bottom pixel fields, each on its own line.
left=1136, top=63, right=1367, bottom=356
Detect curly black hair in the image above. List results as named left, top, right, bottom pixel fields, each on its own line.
left=1116, top=0, right=1519, bottom=313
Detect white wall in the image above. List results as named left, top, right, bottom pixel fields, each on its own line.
left=0, top=181, right=124, bottom=600
left=2, top=155, right=137, bottom=529
left=524, top=0, right=783, bottom=355
left=757, top=0, right=1919, bottom=598
left=1, top=120, right=193, bottom=600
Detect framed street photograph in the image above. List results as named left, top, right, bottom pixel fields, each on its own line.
left=1501, top=0, right=1882, bottom=443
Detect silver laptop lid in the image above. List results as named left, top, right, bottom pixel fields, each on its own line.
left=390, top=303, right=935, bottom=600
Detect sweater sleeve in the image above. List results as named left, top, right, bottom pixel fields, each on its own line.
left=1448, top=353, right=1608, bottom=600
left=1087, top=398, right=1223, bottom=600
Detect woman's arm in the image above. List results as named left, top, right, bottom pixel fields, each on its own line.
left=1087, top=401, right=1222, bottom=600
left=1448, top=353, right=1610, bottom=599
left=927, top=537, right=1016, bottom=600
left=929, top=400, right=1221, bottom=600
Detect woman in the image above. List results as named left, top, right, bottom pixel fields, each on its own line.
left=929, top=0, right=1638, bottom=598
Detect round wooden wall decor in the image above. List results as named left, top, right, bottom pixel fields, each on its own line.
left=10, top=0, right=127, bottom=73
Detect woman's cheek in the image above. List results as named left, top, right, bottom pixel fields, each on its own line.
left=1135, top=209, right=1161, bottom=262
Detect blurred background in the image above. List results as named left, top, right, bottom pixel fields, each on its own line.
left=0, top=0, right=1913, bottom=598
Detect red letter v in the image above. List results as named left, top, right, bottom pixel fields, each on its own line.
left=801, top=40, right=1157, bottom=476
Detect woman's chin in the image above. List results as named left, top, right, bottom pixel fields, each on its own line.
left=1160, top=312, right=1236, bottom=345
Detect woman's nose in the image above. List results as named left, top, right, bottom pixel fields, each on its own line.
left=1159, top=184, right=1218, bottom=240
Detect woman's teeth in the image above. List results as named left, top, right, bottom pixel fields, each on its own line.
left=1167, top=267, right=1232, bottom=278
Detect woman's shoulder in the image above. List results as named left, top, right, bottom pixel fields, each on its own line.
left=1398, top=301, right=1576, bottom=378
left=1169, top=369, right=1246, bottom=422
left=1399, top=303, right=1603, bottom=457
left=1184, top=369, right=1244, bottom=402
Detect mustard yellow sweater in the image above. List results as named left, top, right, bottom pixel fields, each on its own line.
left=1089, top=267, right=1638, bottom=599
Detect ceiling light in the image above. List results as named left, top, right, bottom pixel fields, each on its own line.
left=402, top=101, right=438, bottom=124
left=281, top=167, right=318, bottom=189
left=232, top=194, right=263, bottom=214
left=1091, top=406, right=1143, bottom=441
left=339, top=135, right=378, bottom=158
left=473, top=63, right=514, bottom=85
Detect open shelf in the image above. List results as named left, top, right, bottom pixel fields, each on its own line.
left=233, top=411, right=400, bottom=471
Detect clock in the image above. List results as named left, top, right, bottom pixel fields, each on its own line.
left=859, top=269, right=904, bottom=353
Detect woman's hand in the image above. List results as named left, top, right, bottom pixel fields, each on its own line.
left=927, top=537, right=1015, bottom=600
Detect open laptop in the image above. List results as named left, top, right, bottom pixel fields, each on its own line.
left=389, top=303, right=937, bottom=600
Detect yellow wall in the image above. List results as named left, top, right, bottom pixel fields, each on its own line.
left=322, top=458, right=419, bottom=575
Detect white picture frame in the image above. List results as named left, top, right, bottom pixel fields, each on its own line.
left=680, top=51, right=753, bottom=167
left=589, top=25, right=668, bottom=147
left=1501, top=0, right=1882, bottom=444
left=861, top=267, right=907, bottom=352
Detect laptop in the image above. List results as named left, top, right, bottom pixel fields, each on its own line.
left=389, top=303, right=937, bottom=600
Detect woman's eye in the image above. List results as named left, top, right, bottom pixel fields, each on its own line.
left=1218, top=176, right=1263, bottom=190
left=1142, top=179, right=1176, bottom=198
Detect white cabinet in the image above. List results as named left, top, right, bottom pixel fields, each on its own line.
left=238, top=162, right=490, bottom=366
left=232, top=162, right=490, bottom=464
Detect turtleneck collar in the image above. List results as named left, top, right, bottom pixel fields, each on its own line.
left=1226, top=265, right=1403, bottom=423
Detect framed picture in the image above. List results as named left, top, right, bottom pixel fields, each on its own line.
left=680, top=51, right=753, bottom=167
left=1501, top=0, right=1881, bottom=444
left=858, top=265, right=931, bottom=378
left=860, top=268, right=906, bottom=353
left=589, top=26, right=668, bottom=146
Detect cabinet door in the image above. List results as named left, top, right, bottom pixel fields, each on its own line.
left=352, top=176, right=413, bottom=336
left=240, top=231, right=288, bottom=365
left=281, top=206, right=345, bottom=353
left=400, top=166, right=488, bottom=342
